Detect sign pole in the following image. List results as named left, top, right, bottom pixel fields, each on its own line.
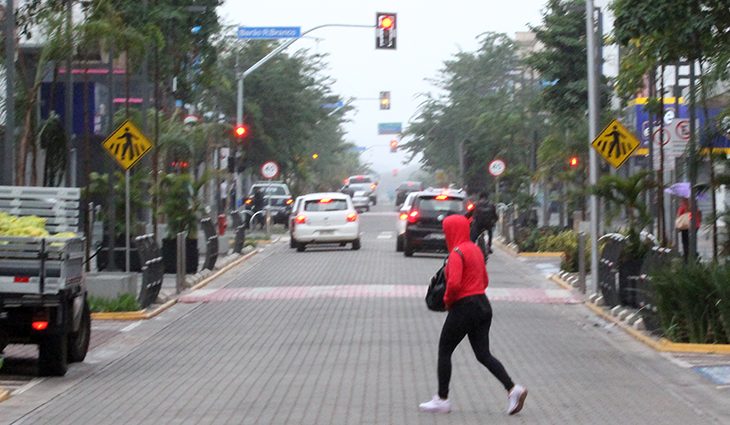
left=125, top=169, right=131, bottom=272
left=586, top=0, right=600, bottom=295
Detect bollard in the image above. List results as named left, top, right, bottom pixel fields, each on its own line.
left=578, top=232, right=586, bottom=293
left=176, top=231, right=186, bottom=294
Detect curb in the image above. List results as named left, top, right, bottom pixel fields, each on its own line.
left=549, top=273, right=730, bottom=354
left=91, top=249, right=259, bottom=321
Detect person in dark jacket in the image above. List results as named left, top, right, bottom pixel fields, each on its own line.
left=419, top=215, right=527, bottom=415
left=470, top=191, right=498, bottom=254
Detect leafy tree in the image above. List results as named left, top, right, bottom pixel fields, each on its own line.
left=405, top=32, right=531, bottom=194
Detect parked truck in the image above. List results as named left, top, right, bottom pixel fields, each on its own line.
left=0, top=186, right=91, bottom=376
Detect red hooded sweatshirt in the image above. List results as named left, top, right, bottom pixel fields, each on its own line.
left=442, top=214, right=489, bottom=309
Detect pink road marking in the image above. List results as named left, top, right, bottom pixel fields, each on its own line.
left=179, top=286, right=582, bottom=304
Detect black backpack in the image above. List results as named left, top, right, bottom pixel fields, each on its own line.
left=474, top=200, right=497, bottom=227
left=425, top=248, right=463, bottom=312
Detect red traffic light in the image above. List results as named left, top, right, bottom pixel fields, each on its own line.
left=390, top=139, right=398, bottom=152
left=234, top=124, right=248, bottom=138
left=379, top=15, right=394, bottom=30
left=569, top=156, right=579, bottom=168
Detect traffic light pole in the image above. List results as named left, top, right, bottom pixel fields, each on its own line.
left=234, top=23, right=372, bottom=206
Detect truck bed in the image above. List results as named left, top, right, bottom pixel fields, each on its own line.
left=0, top=237, right=84, bottom=295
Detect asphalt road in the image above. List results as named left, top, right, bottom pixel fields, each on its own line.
left=1, top=203, right=729, bottom=424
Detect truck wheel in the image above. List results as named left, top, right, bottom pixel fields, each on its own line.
left=68, top=301, right=91, bottom=363
left=39, top=332, right=68, bottom=376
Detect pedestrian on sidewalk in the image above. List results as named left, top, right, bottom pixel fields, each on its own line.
left=419, top=214, right=527, bottom=415
left=675, top=198, right=701, bottom=262
left=468, top=191, right=497, bottom=256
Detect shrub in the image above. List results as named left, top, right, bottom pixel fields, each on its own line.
left=536, top=230, right=591, bottom=273
left=651, top=261, right=729, bottom=344
left=88, top=294, right=141, bottom=313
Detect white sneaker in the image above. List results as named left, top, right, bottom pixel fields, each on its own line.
left=507, top=385, right=527, bottom=415
left=419, top=395, right=452, bottom=413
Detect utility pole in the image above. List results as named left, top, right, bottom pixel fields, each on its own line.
left=65, top=0, right=75, bottom=186
left=586, top=0, right=600, bottom=294
left=2, top=0, right=15, bottom=185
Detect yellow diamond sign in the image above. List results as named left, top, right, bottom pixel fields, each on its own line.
left=591, top=119, right=640, bottom=169
left=102, top=119, right=153, bottom=170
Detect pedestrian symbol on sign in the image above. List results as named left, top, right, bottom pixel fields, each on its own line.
left=102, top=119, right=153, bottom=170
left=591, top=119, right=640, bottom=169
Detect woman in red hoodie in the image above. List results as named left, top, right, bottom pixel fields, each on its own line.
left=419, top=215, right=527, bottom=415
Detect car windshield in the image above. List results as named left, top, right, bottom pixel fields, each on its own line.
left=252, top=185, right=287, bottom=196
left=348, top=183, right=370, bottom=192
left=304, top=199, right=348, bottom=212
left=418, top=196, right=464, bottom=214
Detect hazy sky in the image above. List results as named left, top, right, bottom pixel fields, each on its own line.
left=218, top=1, right=554, bottom=175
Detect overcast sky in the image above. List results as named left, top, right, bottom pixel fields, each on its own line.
left=218, top=1, right=569, bottom=176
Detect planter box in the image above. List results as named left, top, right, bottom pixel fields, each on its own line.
left=161, top=238, right=199, bottom=274
left=96, top=235, right=141, bottom=272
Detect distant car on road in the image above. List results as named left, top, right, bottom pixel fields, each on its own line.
left=244, top=182, right=293, bottom=226
left=395, top=181, right=424, bottom=206
left=401, top=188, right=473, bottom=257
left=290, top=192, right=361, bottom=252
left=344, top=183, right=373, bottom=212
left=344, top=175, right=378, bottom=205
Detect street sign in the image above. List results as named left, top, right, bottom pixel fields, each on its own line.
left=102, top=119, right=153, bottom=170
left=488, top=159, right=506, bottom=176
left=237, top=26, right=301, bottom=39
left=260, top=161, right=279, bottom=179
left=378, top=122, right=402, bottom=135
left=591, top=119, right=640, bottom=169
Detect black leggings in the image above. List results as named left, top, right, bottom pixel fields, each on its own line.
left=438, top=295, right=514, bottom=399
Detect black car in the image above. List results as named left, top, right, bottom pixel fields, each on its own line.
left=402, top=189, right=472, bottom=257
left=395, top=181, right=424, bottom=206
left=243, top=182, right=293, bottom=226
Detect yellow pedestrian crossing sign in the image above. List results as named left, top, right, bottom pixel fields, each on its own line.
left=591, top=119, right=640, bottom=169
left=102, top=119, right=153, bottom=170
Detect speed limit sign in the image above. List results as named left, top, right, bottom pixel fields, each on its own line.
left=260, top=161, right=279, bottom=179
left=488, top=159, right=506, bottom=176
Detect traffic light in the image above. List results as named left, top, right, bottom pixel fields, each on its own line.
left=376, top=12, right=397, bottom=49
left=568, top=155, right=579, bottom=168
left=379, top=91, right=391, bottom=110
left=233, top=124, right=249, bottom=139
left=390, top=139, right=398, bottom=153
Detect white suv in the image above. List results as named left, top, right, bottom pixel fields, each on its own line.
left=290, top=192, right=361, bottom=252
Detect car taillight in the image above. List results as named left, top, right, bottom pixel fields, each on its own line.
left=319, top=198, right=332, bottom=203
left=370, top=184, right=376, bottom=190
left=286, top=198, right=293, bottom=205
left=399, top=213, right=408, bottom=221
left=346, top=213, right=358, bottom=222
left=435, top=195, right=448, bottom=200
left=296, top=215, right=307, bottom=224
left=407, top=210, right=419, bottom=224
left=467, top=202, right=475, bottom=211
left=32, top=321, right=49, bottom=331
left=244, top=198, right=253, bottom=205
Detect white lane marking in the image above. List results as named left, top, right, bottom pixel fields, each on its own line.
left=377, top=231, right=394, bottom=239
left=120, top=321, right=142, bottom=333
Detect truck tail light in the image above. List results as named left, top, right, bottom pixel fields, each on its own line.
left=32, top=321, right=49, bottom=331
left=407, top=210, right=419, bottom=224
left=14, top=276, right=30, bottom=283
left=296, top=215, right=307, bottom=224
left=346, top=213, right=358, bottom=222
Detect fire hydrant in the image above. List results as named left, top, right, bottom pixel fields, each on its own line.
left=217, top=214, right=227, bottom=235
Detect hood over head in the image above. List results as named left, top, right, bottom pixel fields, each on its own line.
left=443, top=214, right=470, bottom=251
